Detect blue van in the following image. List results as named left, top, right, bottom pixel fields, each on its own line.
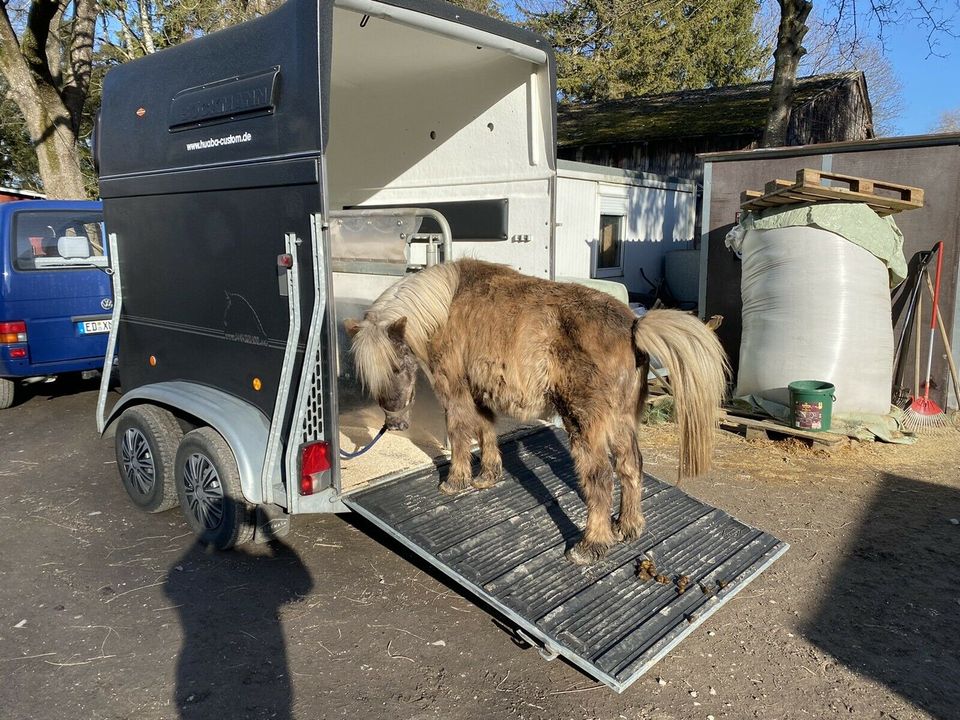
left=0, top=200, right=112, bottom=409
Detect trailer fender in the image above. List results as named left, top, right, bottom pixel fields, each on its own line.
left=102, top=381, right=276, bottom=505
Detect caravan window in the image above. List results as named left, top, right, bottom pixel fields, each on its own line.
left=595, top=214, right=623, bottom=278
left=12, top=210, right=107, bottom=271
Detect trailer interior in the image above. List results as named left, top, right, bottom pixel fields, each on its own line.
left=327, top=0, right=556, bottom=493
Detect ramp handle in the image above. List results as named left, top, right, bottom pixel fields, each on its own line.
left=515, top=628, right=559, bottom=662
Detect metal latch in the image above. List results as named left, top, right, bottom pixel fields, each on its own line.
left=514, top=628, right=559, bottom=662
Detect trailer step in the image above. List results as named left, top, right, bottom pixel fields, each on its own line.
left=343, top=426, right=787, bottom=693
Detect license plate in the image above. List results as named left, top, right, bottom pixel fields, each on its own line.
left=77, top=319, right=112, bottom=335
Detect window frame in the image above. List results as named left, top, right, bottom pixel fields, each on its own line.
left=593, top=193, right=626, bottom=279
left=11, top=210, right=107, bottom=272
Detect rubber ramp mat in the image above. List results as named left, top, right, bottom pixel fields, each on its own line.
left=344, top=426, right=788, bottom=692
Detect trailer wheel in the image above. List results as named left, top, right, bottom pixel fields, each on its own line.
left=115, top=405, right=183, bottom=512
left=174, top=427, right=254, bottom=550
left=0, top=378, right=15, bottom=410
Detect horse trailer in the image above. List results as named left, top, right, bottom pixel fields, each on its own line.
left=96, top=0, right=785, bottom=692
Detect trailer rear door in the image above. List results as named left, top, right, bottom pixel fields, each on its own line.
left=342, top=426, right=787, bottom=692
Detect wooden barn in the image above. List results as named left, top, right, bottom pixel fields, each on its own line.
left=557, top=71, right=875, bottom=185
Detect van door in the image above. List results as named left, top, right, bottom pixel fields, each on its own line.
left=6, top=204, right=112, bottom=367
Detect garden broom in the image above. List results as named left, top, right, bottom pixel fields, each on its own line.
left=903, top=241, right=948, bottom=432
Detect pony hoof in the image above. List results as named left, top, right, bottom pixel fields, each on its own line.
left=439, top=478, right=469, bottom=495
left=613, top=518, right=645, bottom=542
left=565, top=541, right=610, bottom=566
left=471, top=471, right=501, bottom=490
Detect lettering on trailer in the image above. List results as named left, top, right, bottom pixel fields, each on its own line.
left=169, top=67, right=279, bottom=132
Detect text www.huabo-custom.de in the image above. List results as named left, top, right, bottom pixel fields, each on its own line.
left=185, top=132, right=253, bottom=151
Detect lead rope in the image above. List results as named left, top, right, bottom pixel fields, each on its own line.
left=339, top=423, right=387, bottom=460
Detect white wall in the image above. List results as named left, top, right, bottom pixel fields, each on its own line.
left=327, top=5, right=555, bottom=285
left=554, top=162, right=697, bottom=299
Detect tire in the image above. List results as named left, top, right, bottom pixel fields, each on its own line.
left=114, top=405, right=183, bottom=512
left=174, top=427, right=255, bottom=550
left=0, top=378, right=15, bottom=410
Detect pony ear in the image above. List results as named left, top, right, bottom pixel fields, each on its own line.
left=385, top=316, right=407, bottom=343
left=343, top=318, right=362, bottom=338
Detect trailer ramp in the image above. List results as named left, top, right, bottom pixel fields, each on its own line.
left=343, top=426, right=787, bottom=693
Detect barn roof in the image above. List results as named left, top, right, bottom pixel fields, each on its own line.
left=557, top=71, right=869, bottom=147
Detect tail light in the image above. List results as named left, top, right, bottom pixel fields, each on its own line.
left=0, top=321, right=27, bottom=345
left=299, top=441, right=331, bottom=495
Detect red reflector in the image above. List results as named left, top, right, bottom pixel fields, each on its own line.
left=9, top=348, right=27, bottom=359
left=0, top=321, right=27, bottom=344
left=277, top=253, right=294, bottom=269
left=299, top=441, right=331, bottom=495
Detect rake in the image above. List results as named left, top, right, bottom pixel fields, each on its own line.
left=903, top=241, right=948, bottom=432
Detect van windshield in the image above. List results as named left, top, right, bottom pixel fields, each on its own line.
left=13, top=210, right=106, bottom=271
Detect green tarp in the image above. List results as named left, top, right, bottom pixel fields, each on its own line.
left=740, top=202, right=908, bottom=287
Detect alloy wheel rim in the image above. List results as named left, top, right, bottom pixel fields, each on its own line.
left=182, top=453, right=224, bottom=530
left=121, top=428, right=155, bottom=497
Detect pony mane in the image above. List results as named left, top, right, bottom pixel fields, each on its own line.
left=351, top=263, right=461, bottom=397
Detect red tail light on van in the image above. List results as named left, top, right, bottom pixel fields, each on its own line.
left=299, top=441, right=331, bottom=495
left=0, top=321, right=27, bottom=344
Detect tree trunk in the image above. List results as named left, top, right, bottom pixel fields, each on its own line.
left=762, top=0, right=812, bottom=148
left=6, top=76, right=87, bottom=198
left=0, top=1, right=93, bottom=198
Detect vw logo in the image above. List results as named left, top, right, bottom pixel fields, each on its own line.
left=101, top=298, right=114, bottom=310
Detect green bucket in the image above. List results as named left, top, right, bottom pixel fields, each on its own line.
left=788, top=380, right=836, bottom=432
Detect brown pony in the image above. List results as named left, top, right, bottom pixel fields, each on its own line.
left=345, top=259, right=729, bottom=565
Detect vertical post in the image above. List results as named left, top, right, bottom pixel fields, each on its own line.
left=261, top=232, right=302, bottom=505
left=697, top=162, right=713, bottom=320
left=97, top=232, right=123, bottom=435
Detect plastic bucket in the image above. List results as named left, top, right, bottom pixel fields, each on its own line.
left=788, top=380, right=836, bottom=432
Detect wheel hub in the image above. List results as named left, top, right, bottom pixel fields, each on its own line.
left=182, top=453, right=224, bottom=530
left=120, top=428, right=155, bottom=496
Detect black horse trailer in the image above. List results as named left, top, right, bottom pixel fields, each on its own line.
left=95, top=0, right=785, bottom=692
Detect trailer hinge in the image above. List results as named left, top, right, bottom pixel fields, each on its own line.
left=514, top=628, right=559, bottom=662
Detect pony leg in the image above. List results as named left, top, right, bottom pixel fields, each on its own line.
left=438, top=393, right=478, bottom=495
left=565, top=424, right=618, bottom=565
left=611, top=424, right=645, bottom=542
left=472, top=404, right=502, bottom=489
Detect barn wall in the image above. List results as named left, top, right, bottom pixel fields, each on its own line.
left=789, top=83, right=874, bottom=145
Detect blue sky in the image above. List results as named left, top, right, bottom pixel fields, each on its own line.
left=883, top=22, right=960, bottom=135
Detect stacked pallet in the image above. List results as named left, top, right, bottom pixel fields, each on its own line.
left=741, top=168, right=924, bottom=216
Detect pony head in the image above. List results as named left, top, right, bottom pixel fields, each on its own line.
left=344, top=315, right=417, bottom=431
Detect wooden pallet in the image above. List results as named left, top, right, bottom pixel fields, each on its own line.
left=740, top=168, right=924, bottom=216
left=719, top=410, right=846, bottom=445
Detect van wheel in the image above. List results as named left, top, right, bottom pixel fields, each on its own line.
left=115, top=405, right=182, bottom=512
left=175, top=427, right=254, bottom=550
left=0, top=378, right=15, bottom=409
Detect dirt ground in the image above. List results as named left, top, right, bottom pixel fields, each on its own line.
left=1, top=379, right=959, bottom=720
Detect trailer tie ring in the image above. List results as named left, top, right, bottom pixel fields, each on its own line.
left=339, top=424, right=388, bottom=459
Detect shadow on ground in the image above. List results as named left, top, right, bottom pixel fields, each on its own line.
left=165, top=536, right=313, bottom=719
left=804, top=472, right=960, bottom=719
left=5, top=373, right=105, bottom=408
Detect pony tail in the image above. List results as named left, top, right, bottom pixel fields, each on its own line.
left=632, top=309, right=730, bottom=478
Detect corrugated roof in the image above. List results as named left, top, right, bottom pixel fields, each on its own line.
left=558, top=72, right=865, bottom=147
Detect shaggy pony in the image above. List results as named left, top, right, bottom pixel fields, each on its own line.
left=345, top=259, right=729, bottom=564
